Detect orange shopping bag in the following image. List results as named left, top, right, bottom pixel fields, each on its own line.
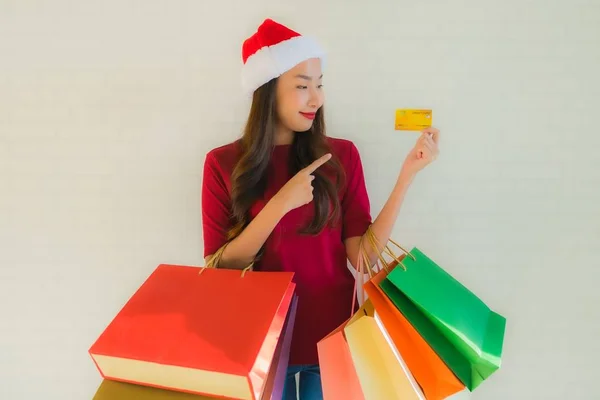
left=364, top=264, right=466, bottom=400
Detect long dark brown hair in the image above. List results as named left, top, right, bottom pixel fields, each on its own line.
left=228, top=78, right=346, bottom=241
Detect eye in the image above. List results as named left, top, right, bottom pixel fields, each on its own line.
left=318, top=84, right=324, bottom=89
left=296, top=85, right=308, bottom=89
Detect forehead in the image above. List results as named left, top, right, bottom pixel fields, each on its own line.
left=280, top=58, right=323, bottom=80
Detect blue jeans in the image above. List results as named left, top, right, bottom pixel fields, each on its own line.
left=282, top=364, right=323, bottom=400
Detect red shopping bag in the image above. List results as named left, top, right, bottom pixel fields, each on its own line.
left=89, top=264, right=296, bottom=400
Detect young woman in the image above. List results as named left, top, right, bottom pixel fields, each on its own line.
left=201, top=19, right=439, bottom=400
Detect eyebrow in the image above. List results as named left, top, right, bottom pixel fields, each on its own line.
left=295, top=74, right=323, bottom=80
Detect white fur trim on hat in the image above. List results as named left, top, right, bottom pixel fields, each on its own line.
left=241, top=35, right=326, bottom=95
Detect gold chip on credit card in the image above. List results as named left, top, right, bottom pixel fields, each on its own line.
left=395, top=109, right=432, bottom=131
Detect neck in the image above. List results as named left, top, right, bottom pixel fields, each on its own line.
left=274, top=124, right=294, bottom=145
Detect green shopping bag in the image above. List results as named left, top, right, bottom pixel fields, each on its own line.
left=379, top=246, right=506, bottom=391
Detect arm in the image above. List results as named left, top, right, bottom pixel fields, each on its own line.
left=202, top=151, right=284, bottom=270
left=202, top=152, right=332, bottom=270
left=206, top=198, right=287, bottom=270
left=344, top=171, right=414, bottom=270
left=344, top=128, right=440, bottom=269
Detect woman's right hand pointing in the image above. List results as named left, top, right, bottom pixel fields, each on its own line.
left=273, top=153, right=332, bottom=213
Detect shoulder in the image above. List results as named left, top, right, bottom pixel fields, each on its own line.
left=203, top=140, right=242, bottom=186
left=205, top=140, right=243, bottom=165
left=204, top=140, right=243, bottom=176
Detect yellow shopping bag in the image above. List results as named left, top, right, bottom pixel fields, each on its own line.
left=343, top=299, right=425, bottom=400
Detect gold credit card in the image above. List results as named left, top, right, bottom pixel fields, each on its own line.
left=395, top=109, right=432, bottom=131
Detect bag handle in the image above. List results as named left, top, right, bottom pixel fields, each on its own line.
left=363, top=225, right=415, bottom=272
left=350, top=232, right=384, bottom=316
left=349, top=226, right=418, bottom=316
left=199, top=242, right=254, bottom=277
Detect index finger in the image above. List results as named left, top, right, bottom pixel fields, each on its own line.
left=303, top=153, right=332, bottom=174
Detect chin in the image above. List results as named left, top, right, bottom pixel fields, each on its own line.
left=294, top=121, right=314, bottom=133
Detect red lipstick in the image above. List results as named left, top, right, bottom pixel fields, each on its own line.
left=300, top=112, right=316, bottom=120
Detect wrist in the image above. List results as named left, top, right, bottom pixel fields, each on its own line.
left=267, top=194, right=290, bottom=217
left=398, top=168, right=416, bottom=185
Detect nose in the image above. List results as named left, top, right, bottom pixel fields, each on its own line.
left=307, top=86, right=322, bottom=109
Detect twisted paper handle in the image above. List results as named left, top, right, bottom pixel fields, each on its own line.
left=199, top=242, right=254, bottom=277
left=363, top=225, right=415, bottom=271
left=349, top=228, right=387, bottom=316
left=349, top=226, right=418, bottom=315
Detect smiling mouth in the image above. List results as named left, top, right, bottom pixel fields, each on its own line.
left=300, top=112, right=316, bottom=120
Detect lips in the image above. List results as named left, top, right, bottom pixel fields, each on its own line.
left=299, top=112, right=316, bottom=120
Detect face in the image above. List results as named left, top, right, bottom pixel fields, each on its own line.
left=275, top=58, right=324, bottom=134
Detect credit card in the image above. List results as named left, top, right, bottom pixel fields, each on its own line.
left=395, top=109, right=432, bottom=131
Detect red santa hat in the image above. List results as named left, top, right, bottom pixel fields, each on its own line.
left=241, top=19, right=326, bottom=94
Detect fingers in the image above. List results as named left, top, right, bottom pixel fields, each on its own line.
left=305, top=175, right=315, bottom=204
left=423, top=146, right=433, bottom=158
left=427, top=132, right=436, bottom=146
left=418, top=129, right=438, bottom=158
left=421, top=127, right=440, bottom=144
left=418, top=134, right=432, bottom=146
left=303, top=153, right=332, bottom=174
left=422, top=136, right=435, bottom=152
left=417, top=140, right=438, bottom=161
left=410, top=127, right=440, bottom=164
left=306, top=179, right=315, bottom=204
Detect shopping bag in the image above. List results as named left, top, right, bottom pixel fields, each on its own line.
left=368, top=231, right=506, bottom=391
left=317, top=307, right=367, bottom=400
left=92, top=295, right=298, bottom=400
left=340, top=245, right=425, bottom=400
left=343, top=299, right=425, bottom=400
left=92, top=379, right=218, bottom=399
left=364, top=265, right=466, bottom=400
left=319, top=240, right=425, bottom=400
left=317, top=250, right=379, bottom=400
left=89, top=261, right=296, bottom=400
left=261, top=294, right=298, bottom=399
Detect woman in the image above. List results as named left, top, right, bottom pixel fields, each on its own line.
left=201, top=18, right=439, bottom=400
